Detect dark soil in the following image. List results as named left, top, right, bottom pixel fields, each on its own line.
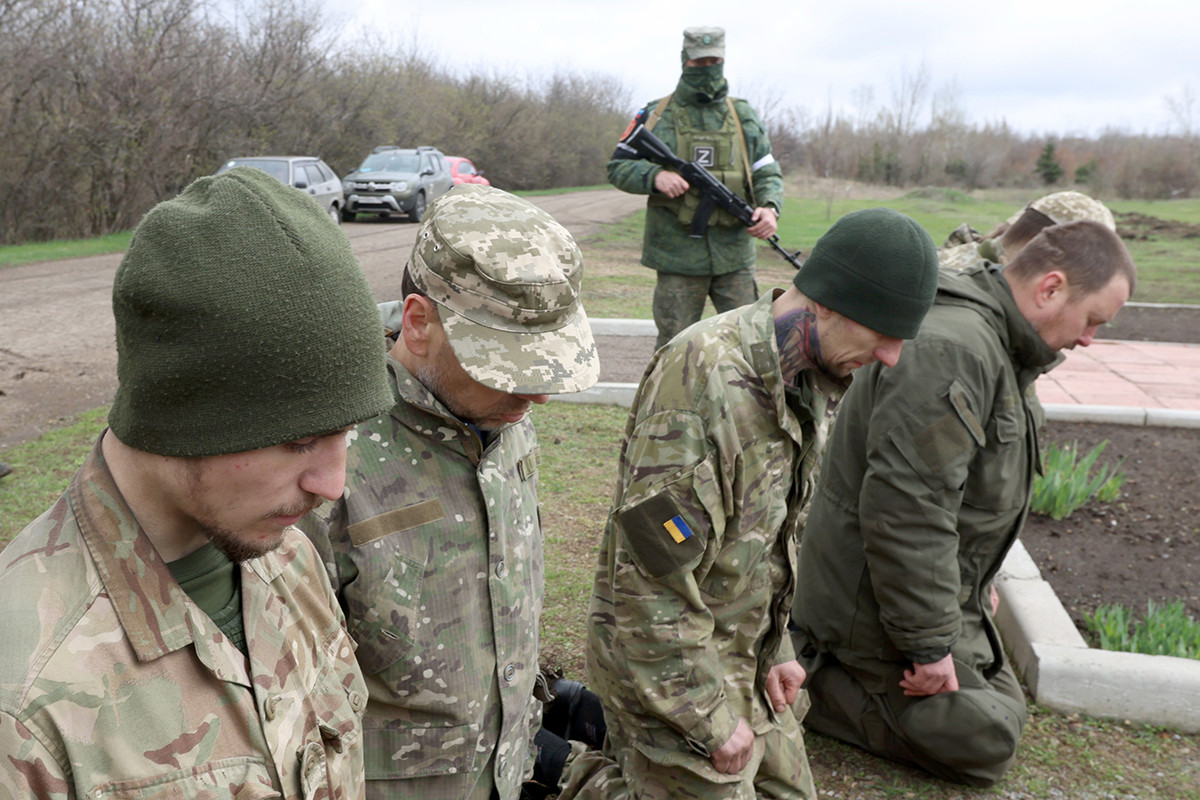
left=1098, top=304, right=1200, bottom=344
left=1020, top=421, right=1200, bottom=639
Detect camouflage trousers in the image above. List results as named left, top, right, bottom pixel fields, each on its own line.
left=803, top=656, right=1026, bottom=787
left=652, top=268, right=758, bottom=349
left=556, top=703, right=815, bottom=800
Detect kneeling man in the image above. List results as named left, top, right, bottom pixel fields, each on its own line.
left=791, top=220, right=1135, bottom=786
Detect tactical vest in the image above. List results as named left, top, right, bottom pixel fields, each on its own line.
left=646, top=95, right=753, bottom=229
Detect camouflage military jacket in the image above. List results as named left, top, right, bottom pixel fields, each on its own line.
left=608, top=79, right=784, bottom=277
left=301, top=355, right=543, bottom=800
left=937, top=238, right=1004, bottom=271
left=586, top=292, right=843, bottom=755
left=0, top=438, right=367, bottom=800
left=792, top=266, right=1059, bottom=692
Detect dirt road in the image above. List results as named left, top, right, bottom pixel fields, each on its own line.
left=0, top=188, right=644, bottom=451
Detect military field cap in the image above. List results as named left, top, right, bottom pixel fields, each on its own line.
left=1005, top=191, right=1116, bottom=231
left=109, top=166, right=392, bottom=457
left=793, top=207, right=938, bottom=340
left=683, top=26, right=725, bottom=60
left=408, top=184, right=599, bottom=395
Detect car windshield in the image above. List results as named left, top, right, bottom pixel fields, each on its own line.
left=222, top=159, right=290, bottom=183
left=358, top=153, right=420, bottom=174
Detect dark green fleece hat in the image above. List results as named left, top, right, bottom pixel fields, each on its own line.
left=793, top=207, right=938, bottom=339
left=109, top=166, right=392, bottom=457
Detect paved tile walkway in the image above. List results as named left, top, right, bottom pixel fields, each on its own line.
left=1037, top=340, right=1200, bottom=410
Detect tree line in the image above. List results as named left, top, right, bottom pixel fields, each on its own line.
left=2, top=1, right=1197, bottom=246
left=0, top=0, right=631, bottom=244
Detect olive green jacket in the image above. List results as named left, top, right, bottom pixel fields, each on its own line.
left=608, top=77, right=784, bottom=277
left=791, top=266, right=1059, bottom=693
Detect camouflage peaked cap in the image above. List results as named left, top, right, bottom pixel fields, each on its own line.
left=1005, top=191, right=1116, bottom=231
left=683, top=26, right=725, bottom=60
left=409, top=184, right=599, bottom=395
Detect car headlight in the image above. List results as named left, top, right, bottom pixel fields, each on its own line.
left=388, top=181, right=408, bottom=192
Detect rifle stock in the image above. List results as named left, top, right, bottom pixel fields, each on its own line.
left=622, top=124, right=803, bottom=269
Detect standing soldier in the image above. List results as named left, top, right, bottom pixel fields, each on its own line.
left=0, top=167, right=394, bottom=799
left=610, top=26, right=784, bottom=349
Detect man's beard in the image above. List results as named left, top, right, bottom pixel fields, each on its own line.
left=413, top=362, right=529, bottom=432
left=191, top=488, right=321, bottom=563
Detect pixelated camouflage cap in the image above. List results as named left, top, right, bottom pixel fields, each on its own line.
left=683, top=26, right=725, bottom=60
left=1005, top=191, right=1115, bottom=231
left=408, top=184, right=599, bottom=395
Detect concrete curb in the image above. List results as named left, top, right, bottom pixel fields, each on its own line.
left=996, top=541, right=1200, bottom=732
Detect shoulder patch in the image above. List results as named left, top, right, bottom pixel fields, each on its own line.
left=615, top=492, right=706, bottom=580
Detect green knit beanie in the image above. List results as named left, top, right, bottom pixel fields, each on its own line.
left=793, top=207, right=938, bottom=339
left=109, top=167, right=393, bottom=457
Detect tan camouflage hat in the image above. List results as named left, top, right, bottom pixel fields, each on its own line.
left=1005, top=191, right=1116, bottom=231
left=408, top=184, right=599, bottom=395
left=683, top=26, right=725, bottom=60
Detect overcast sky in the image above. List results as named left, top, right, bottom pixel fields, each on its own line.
left=318, top=0, right=1198, bottom=138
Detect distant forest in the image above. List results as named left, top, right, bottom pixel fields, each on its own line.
left=2, top=0, right=1197, bottom=245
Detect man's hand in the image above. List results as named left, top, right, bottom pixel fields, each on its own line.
left=654, top=170, right=690, bottom=198
left=899, top=653, right=959, bottom=697
left=991, top=583, right=1001, bottom=616
left=710, top=718, right=755, bottom=774
left=766, top=660, right=806, bottom=713
left=747, top=207, right=778, bottom=239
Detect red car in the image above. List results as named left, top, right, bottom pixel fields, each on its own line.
left=447, top=156, right=490, bottom=186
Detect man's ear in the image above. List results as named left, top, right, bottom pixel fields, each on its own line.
left=400, top=295, right=438, bottom=357
left=813, top=301, right=836, bottom=321
left=1035, top=270, right=1069, bottom=309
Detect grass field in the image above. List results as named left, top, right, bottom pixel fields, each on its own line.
left=2, top=181, right=1199, bottom=798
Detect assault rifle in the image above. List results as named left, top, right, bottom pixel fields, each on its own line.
left=620, top=123, right=803, bottom=269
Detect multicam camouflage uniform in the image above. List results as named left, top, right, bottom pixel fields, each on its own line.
left=0, top=440, right=367, bottom=800
left=560, top=292, right=838, bottom=800
left=301, top=354, right=544, bottom=800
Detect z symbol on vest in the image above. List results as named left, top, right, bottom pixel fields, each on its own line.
left=693, top=145, right=715, bottom=167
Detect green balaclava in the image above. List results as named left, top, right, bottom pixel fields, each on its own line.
left=793, top=207, right=939, bottom=340
left=109, top=166, right=393, bottom=457
left=678, top=60, right=727, bottom=105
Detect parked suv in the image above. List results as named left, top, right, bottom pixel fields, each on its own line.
left=215, top=156, right=343, bottom=222
left=341, top=146, right=453, bottom=222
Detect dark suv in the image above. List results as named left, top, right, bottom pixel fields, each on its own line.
left=341, top=146, right=453, bottom=222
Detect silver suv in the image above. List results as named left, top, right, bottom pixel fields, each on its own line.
left=216, top=157, right=343, bottom=222
left=341, top=146, right=453, bottom=223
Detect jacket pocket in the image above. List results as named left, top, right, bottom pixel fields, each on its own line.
left=361, top=722, right=479, bottom=780
left=344, top=532, right=427, bottom=675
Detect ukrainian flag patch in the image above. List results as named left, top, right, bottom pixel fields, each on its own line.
left=663, top=514, right=693, bottom=544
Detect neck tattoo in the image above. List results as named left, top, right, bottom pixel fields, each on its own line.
left=775, top=308, right=822, bottom=383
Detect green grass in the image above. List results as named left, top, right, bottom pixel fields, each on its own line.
left=0, top=407, right=109, bottom=545
left=0, top=232, right=133, bottom=268
left=513, top=183, right=613, bottom=197
left=3, top=401, right=1198, bottom=797
left=1030, top=440, right=1126, bottom=520
left=1088, top=599, right=1200, bottom=660
left=579, top=189, right=1200, bottom=312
